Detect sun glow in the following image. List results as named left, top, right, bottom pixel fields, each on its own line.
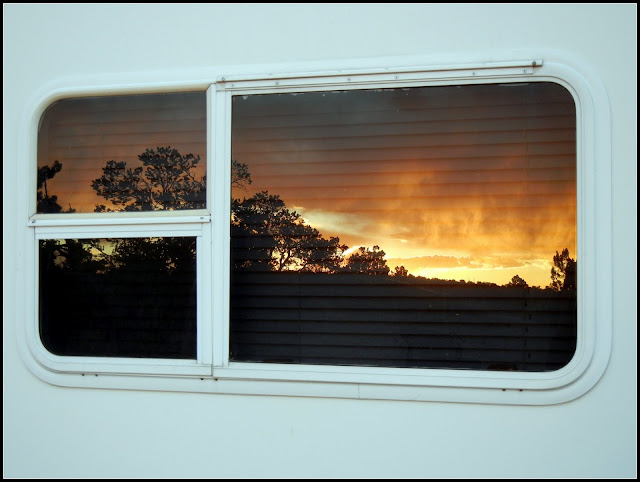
left=38, top=84, right=576, bottom=288
left=231, top=83, right=576, bottom=286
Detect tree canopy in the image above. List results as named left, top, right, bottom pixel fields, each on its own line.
left=549, top=248, right=576, bottom=292
left=506, top=274, right=528, bottom=287
left=40, top=148, right=577, bottom=287
left=91, top=146, right=205, bottom=212
left=231, top=191, right=347, bottom=273
left=343, top=245, right=390, bottom=276
left=37, top=160, right=75, bottom=213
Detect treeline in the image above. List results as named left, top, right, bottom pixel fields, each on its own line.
left=37, top=149, right=576, bottom=292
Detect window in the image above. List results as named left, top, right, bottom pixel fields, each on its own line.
left=228, top=82, right=577, bottom=372
left=31, top=91, right=212, bottom=375
left=39, top=236, right=197, bottom=359
left=37, top=92, right=206, bottom=214
left=20, top=59, right=612, bottom=403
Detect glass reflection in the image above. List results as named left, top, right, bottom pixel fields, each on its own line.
left=37, top=92, right=206, bottom=213
left=229, top=83, right=577, bottom=371
left=39, top=237, right=197, bottom=359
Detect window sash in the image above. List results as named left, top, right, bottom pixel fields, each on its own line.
left=211, top=63, right=600, bottom=392
left=28, top=87, right=215, bottom=376
left=227, top=82, right=577, bottom=372
left=31, top=221, right=212, bottom=376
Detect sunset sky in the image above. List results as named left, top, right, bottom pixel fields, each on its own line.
left=231, top=83, right=577, bottom=287
left=37, top=91, right=207, bottom=213
left=38, top=84, right=577, bottom=288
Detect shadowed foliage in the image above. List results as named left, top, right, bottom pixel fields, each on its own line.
left=91, top=146, right=205, bottom=212
left=550, top=248, right=576, bottom=292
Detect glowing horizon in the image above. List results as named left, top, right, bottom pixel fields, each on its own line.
left=36, top=84, right=577, bottom=288
left=231, top=83, right=577, bottom=287
left=37, top=91, right=207, bottom=214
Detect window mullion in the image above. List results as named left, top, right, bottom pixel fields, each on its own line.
left=211, top=87, right=232, bottom=368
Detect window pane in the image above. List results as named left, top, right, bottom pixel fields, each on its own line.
left=37, top=92, right=206, bottom=213
left=39, top=237, right=197, bottom=359
left=230, top=82, right=577, bottom=371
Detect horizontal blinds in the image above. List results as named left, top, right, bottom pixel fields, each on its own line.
left=39, top=238, right=197, bottom=359
left=37, top=92, right=206, bottom=213
left=230, top=82, right=577, bottom=371
left=232, top=83, right=576, bottom=212
left=230, top=272, right=576, bottom=371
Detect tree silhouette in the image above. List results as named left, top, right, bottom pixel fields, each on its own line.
left=232, top=159, right=252, bottom=191
left=229, top=162, right=400, bottom=276
left=39, top=238, right=106, bottom=276
left=102, top=237, right=196, bottom=275
left=549, top=248, right=576, bottom=292
left=91, top=146, right=205, bottom=212
left=37, top=160, right=75, bottom=213
left=88, top=151, right=256, bottom=277
left=343, top=246, right=390, bottom=275
left=88, top=147, right=206, bottom=273
left=231, top=191, right=347, bottom=273
left=300, top=235, right=348, bottom=273
left=506, top=274, right=528, bottom=287
left=391, top=265, right=409, bottom=277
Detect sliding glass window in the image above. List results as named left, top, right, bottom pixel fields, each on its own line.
left=229, top=82, right=577, bottom=372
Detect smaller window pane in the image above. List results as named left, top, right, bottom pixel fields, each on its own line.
left=39, top=237, right=197, bottom=359
left=37, top=92, right=206, bottom=213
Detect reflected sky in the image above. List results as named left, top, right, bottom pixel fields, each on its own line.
left=37, top=91, right=206, bottom=213
left=36, top=85, right=576, bottom=287
left=231, top=83, right=577, bottom=287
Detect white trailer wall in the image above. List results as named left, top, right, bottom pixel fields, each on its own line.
left=3, top=4, right=636, bottom=477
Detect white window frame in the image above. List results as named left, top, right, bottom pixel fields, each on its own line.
left=24, top=86, right=215, bottom=378
left=16, top=58, right=612, bottom=404
left=32, top=222, right=212, bottom=376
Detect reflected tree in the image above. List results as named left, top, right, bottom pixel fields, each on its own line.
left=343, top=245, right=390, bottom=276
left=92, top=146, right=205, bottom=212
left=549, top=248, right=576, bottom=292
left=506, top=274, right=528, bottom=287
left=391, top=265, right=409, bottom=277
left=230, top=162, right=398, bottom=276
left=37, top=160, right=75, bottom=213
left=103, top=237, right=196, bottom=275
left=299, top=235, right=347, bottom=274
left=87, top=146, right=208, bottom=273
left=231, top=191, right=347, bottom=273
left=232, top=159, right=252, bottom=191
left=39, top=238, right=106, bottom=276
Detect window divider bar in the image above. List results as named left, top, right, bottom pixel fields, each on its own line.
left=29, top=214, right=211, bottom=228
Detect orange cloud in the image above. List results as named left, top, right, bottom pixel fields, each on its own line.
left=230, top=83, right=577, bottom=286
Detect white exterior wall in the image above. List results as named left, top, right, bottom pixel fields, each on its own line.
left=3, top=4, right=636, bottom=477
